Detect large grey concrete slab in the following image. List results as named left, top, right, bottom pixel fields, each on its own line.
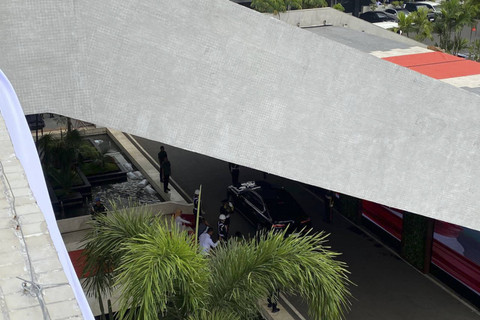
left=1, top=0, right=480, bottom=235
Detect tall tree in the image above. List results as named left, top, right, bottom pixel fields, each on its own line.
left=410, top=9, right=434, bottom=42
left=251, top=0, right=302, bottom=16
left=81, top=205, right=352, bottom=320
left=303, top=0, right=328, bottom=9
left=433, top=0, right=478, bottom=54
left=397, top=11, right=415, bottom=37
left=251, top=0, right=327, bottom=16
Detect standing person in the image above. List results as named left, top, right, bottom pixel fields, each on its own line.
left=220, top=200, right=234, bottom=226
left=324, top=190, right=334, bottom=223
left=199, top=227, right=218, bottom=254
left=158, top=146, right=167, bottom=182
left=197, top=216, right=210, bottom=239
left=173, top=209, right=191, bottom=231
left=217, top=214, right=228, bottom=241
left=193, top=189, right=201, bottom=217
left=163, top=157, right=171, bottom=193
left=228, top=162, right=240, bottom=186
left=267, top=289, right=280, bottom=313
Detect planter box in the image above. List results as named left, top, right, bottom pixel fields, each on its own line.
left=50, top=168, right=92, bottom=216
left=71, top=169, right=92, bottom=198
left=85, top=168, right=127, bottom=186
left=82, top=138, right=128, bottom=186
left=56, top=191, right=84, bottom=208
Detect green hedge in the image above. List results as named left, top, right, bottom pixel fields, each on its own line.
left=401, top=212, right=430, bottom=270
left=338, top=194, right=361, bottom=223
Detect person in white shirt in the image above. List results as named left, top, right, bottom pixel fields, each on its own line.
left=199, top=227, right=218, bottom=254
left=174, top=209, right=191, bottom=231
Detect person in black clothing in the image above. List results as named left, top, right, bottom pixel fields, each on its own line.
left=193, top=189, right=201, bottom=217
left=228, top=163, right=240, bottom=186
left=158, top=146, right=167, bottom=182
left=267, top=289, right=280, bottom=313
left=220, top=200, right=234, bottom=226
left=90, top=197, right=106, bottom=218
left=324, top=190, right=334, bottom=223
left=163, top=157, right=171, bottom=192
left=218, top=214, right=228, bottom=241
left=197, top=216, right=210, bottom=239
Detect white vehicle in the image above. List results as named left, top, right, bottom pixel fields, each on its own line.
left=373, top=21, right=399, bottom=30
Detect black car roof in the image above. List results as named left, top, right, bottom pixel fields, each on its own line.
left=253, top=181, right=307, bottom=222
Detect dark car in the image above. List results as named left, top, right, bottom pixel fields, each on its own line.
left=384, top=8, right=410, bottom=18
left=359, top=11, right=397, bottom=23
left=403, top=2, right=440, bottom=21
left=227, top=181, right=311, bottom=233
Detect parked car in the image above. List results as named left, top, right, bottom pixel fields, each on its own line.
left=359, top=11, right=398, bottom=23
left=384, top=7, right=410, bottom=18
left=404, top=2, right=441, bottom=21
left=227, top=181, right=311, bottom=233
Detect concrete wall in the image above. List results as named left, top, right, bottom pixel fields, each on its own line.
left=1, top=0, right=480, bottom=232
left=270, top=7, right=424, bottom=47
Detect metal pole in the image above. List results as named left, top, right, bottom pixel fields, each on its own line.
left=194, top=185, right=202, bottom=245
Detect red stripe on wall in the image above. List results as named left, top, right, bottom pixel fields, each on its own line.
left=361, top=200, right=403, bottom=240
left=432, top=240, right=480, bottom=294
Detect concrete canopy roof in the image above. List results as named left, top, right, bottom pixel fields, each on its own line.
left=1, top=0, right=480, bottom=234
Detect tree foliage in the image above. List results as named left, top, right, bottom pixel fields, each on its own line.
left=433, top=0, right=479, bottom=55
left=251, top=0, right=327, bottom=16
left=81, top=204, right=352, bottom=320
left=333, top=3, right=345, bottom=11
left=303, top=0, right=328, bottom=9
left=396, top=0, right=480, bottom=58
left=411, top=8, right=434, bottom=42
left=397, top=11, right=415, bottom=37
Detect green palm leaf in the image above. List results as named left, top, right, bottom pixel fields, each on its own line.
left=208, top=230, right=352, bottom=320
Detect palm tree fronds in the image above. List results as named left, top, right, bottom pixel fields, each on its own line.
left=208, top=229, right=352, bottom=320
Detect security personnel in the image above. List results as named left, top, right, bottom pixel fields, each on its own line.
left=193, top=189, right=201, bottom=217
left=220, top=200, right=234, bottom=226
left=157, top=146, right=167, bottom=182
left=218, top=214, right=228, bottom=241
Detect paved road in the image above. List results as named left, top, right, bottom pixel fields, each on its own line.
left=132, top=135, right=480, bottom=320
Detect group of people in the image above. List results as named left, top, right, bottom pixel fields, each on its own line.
left=169, top=188, right=234, bottom=254
left=195, top=195, right=236, bottom=254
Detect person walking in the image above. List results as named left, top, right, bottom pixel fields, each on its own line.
left=158, top=146, right=167, bottom=182
left=199, top=227, right=218, bottom=254
left=218, top=214, right=228, bottom=241
left=163, top=157, right=171, bottom=193
left=228, top=162, right=240, bottom=186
